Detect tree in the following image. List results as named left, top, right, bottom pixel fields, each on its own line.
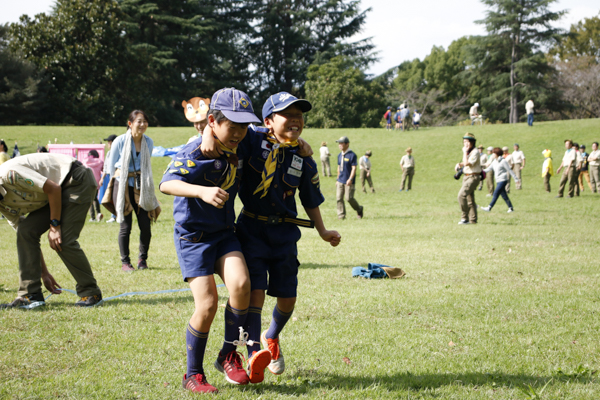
left=247, top=0, right=375, bottom=110
left=305, top=56, right=384, bottom=128
left=476, top=0, right=565, bottom=123
left=0, top=24, right=50, bottom=125
left=550, top=14, right=600, bottom=61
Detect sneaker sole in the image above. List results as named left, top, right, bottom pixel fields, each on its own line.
left=260, top=331, right=285, bottom=375
left=213, top=360, right=248, bottom=385
left=248, top=350, right=271, bottom=383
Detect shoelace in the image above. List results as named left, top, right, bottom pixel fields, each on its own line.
left=224, top=327, right=257, bottom=347
left=225, top=350, right=246, bottom=369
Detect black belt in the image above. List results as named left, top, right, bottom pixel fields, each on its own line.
left=241, top=209, right=314, bottom=228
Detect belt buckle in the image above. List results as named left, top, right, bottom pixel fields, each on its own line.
left=267, top=215, right=281, bottom=225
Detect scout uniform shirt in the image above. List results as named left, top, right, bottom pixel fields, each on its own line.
left=160, top=136, right=243, bottom=234
left=512, top=150, right=525, bottom=164
left=0, top=153, right=76, bottom=229
left=562, top=148, right=577, bottom=168
left=337, top=150, right=358, bottom=185
left=463, top=149, right=482, bottom=174
left=400, top=155, right=415, bottom=168
left=237, top=126, right=324, bottom=219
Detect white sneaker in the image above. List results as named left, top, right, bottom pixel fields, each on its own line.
left=96, top=213, right=104, bottom=222
left=507, top=208, right=514, bottom=213
left=458, top=220, right=469, bottom=225
left=88, top=218, right=95, bottom=222
left=486, top=194, right=492, bottom=197
left=481, top=206, right=491, bottom=212
left=106, top=217, right=116, bottom=223
left=261, top=330, right=285, bottom=375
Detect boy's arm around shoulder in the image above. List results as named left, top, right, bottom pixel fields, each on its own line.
left=304, top=206, right=341, bottom=247
left=160, top=179, right=229, bottom=209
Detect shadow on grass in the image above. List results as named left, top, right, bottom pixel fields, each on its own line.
left=239, top=370, right=595, bottom=395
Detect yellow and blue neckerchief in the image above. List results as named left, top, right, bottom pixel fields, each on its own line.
left=218, top=140, right=238, bottom=191
left=253, top=135, right=298, bottom=198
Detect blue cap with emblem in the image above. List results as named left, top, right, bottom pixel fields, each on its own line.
left=262, top=92, right=312, bottom=120
left=211, top=88, right=261, bottom=124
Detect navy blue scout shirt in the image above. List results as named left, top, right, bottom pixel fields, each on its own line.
left=337, top=150, right=357, bottom=184
left=160, top=136, right=243, bottom=233
left=237, top=125, right=324, bottom=217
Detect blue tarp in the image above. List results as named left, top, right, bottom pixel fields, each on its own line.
left=152, top=145, right=185, bottom=158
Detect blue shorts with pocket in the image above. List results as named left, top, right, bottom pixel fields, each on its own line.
left=174, top=224, right=242, bottom=281
left=236, top=214, right=301, bottom=298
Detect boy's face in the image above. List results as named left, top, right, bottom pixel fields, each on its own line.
left=264, top=104, right=304, bottom=143
left=208, top=114, right=248, bottom=150
left=339, top=142, right=349, bottom=152
left=194, top=120, right=208, bottom=134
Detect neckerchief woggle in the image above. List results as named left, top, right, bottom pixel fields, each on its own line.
left=254, top=135, right=298, bottom=198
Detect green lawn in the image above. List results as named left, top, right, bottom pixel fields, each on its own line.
left=1, top=119, right=599, bottom=399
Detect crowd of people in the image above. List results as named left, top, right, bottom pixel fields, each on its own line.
left=383, top=104, right=420, bottom=131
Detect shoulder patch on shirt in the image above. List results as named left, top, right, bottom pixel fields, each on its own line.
left=187, top=160, right=196, bottom=168
left=169, top=169, right=178, bottom=174
left=311, top=173, right=320, bottom=185
left=291, top=155, right=303, bottom=170
left=287, top=167, right=302, bottom=177
left=174, top=161, right=183, bottom=167
left=179, top=168, right=189, bottom=175
left=261, top=140, right=271, bottom=151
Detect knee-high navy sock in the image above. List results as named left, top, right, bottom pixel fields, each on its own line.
left=220, top=302, right=248, bottom=356
left=186, top=323, right=208, bottom=376
left=243, top=306, right=262, bottom=358
left=265, top=304, right=294, bottom=339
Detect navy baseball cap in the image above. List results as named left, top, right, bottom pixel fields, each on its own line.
left=262, top=92, right=312, bottom=119
left=210, top=88, right=261, bottom=124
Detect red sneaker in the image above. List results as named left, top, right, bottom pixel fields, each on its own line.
left=247, top=349, right=272, bottom=383
left=213, top=351, right=250, bottom=385
left=182, top=373, right=218, bottom=393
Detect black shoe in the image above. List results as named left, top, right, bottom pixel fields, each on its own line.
left=357, top=206, right=364, bottom=219
left=0, top=293, right=45, bottom=309
left=137, top=259, right=148, bottom=270
left=75, top=294, right=102, bottom=307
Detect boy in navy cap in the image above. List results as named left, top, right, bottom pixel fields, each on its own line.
left=202, top=91, right=341, bottom=378
left=160, top=88, right=271, bottom=393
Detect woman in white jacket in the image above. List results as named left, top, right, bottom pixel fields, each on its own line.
left=481, top=147, right=520, bottom=212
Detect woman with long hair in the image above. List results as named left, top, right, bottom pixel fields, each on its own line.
left=456, top=133, right=481, bottom=224
left=481, top=147, right=520, bottom=213
left=106, top=110, right=161, bottom=271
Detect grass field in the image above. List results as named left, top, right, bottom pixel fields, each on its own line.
left=1, top=119, right=599, bottom=399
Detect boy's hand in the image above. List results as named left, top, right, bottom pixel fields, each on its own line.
left=200, top=125, right=223, bottom=159
left=320, top=230, right=341, bottom=247
left=42, top=272, right=62, bottom=294
left=298, top=138, right=313, bottom=157
left=198, top=186, right=229, bottom=209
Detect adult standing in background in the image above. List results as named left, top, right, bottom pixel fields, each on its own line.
left=526, top=99, right=534, bottom=126
left=578, top=145, right=593, bottom=192
left=484, top=146, right=495, bottom=197
left=0, top=153, right=103, bottom=308
left=384, top=107, right=392, bottom=130
left=336, top=136, right=364, bottom=220
left=556, top=139, right=578, bottom=198
left=477, top=145, right=487, bottom=191
left=456, top=133, right=481, bottom=224
left=412, top=110, right=421, bottom=130
left=319, top=141, right=332, bottom=177
left=399, top=148, right=415, bottom=192
left=359, top=151, right=375, bottom=193
left=572, top=143, right=584, bottom=196
left=401, top=105, right=411, bottom=132
left=511, top=144, right=525, bottom=190
left=587, top=142, right=600, bottom=193
left=502, top=147, right=513, bottom=193
left=106, top=110, right=161, bottom=272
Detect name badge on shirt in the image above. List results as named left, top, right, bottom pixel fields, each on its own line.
left=291, top=155, right=303, bottom=170
left=238, top=159, right=244, bottom=169
left=287, top=167, right=302, bottom=177
left=344, top=158, right=350, bottom=162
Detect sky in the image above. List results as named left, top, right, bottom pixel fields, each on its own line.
left=2, top=0, right=599, bottom=76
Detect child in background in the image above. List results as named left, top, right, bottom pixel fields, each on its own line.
left=160, top=88, right=272, bottom=394
left=84, top=150, right=104, bottom=222
left=542, top=149, right=553, bottom=193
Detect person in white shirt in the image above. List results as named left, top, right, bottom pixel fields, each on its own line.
left=502, top=147, right=513, bottom=193
left=556, top=139, right=578, bottom=198
left=481, top=147, right=520, bottom=213
left=587, top=142, right=600, bottom=193
left=319, top=141, right=332, bottom=177
left=470, top=103, right=482, bottom=125
left=359, top=151, right=375, bottom=193
left=511, top=144, right=526, bottom=189
left=526, top=99, right=534, bottom=126
left=412, top=110, right=421, bottom=130
left=399, top=148, right=415, bottom=192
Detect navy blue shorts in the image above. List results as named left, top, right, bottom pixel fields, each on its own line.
left=236, top=214, right=301, bottom=298
left=174, top=224, right=242, bottom=281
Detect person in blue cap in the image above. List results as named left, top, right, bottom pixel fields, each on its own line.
left=160, top=88, right=271, bottom=393
left=201, top=91, right=341, bottom=379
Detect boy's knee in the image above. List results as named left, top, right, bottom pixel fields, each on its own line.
left=229, top=278, right=251, bottom=300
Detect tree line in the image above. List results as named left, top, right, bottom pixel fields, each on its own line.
left=1, top=0, right=598, bottom=128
